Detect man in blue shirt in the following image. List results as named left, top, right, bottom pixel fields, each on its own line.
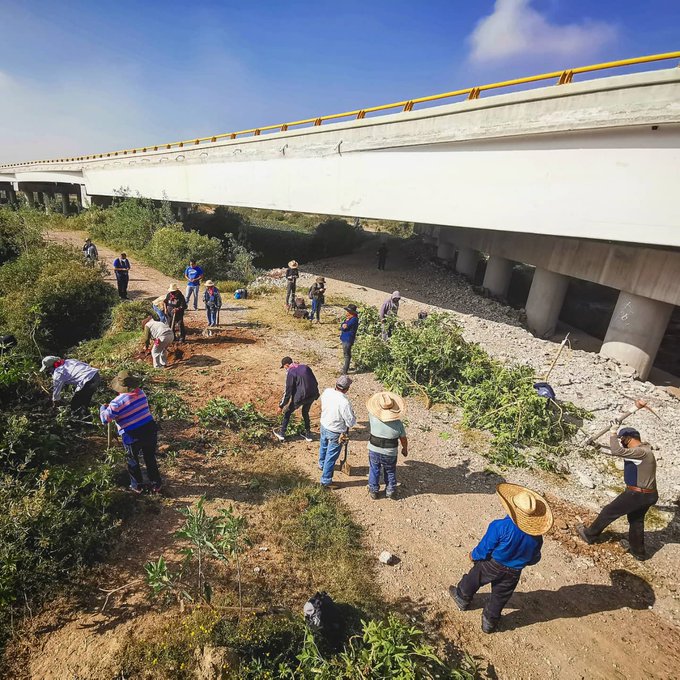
left=450, top=483, right=553, bottom=633
left=113, top=253, right=131, bottom=299
left=184, top=259, right=204, bottom=311
left=339, top=304, right=359, bottom=375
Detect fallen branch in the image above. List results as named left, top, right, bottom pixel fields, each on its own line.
left=99, top=579, right=142, bottom=612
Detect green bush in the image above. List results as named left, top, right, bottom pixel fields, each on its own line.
left=0, top=206, right=45, bottom=265
left=310, top=219, right=360, bottom=259
left=146, top=226, right=227, bottom=278
left=0, top=243, right=117, bottom=354
left=81, top=197, right=175, bottom=251
left=354, top=309, right=590, bottom=469
left=108, top=300, right=154, bottom=334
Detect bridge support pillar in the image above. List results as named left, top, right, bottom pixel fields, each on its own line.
left=525, top=267, right=569, bottom=338
left=436, top=241, right=456, bottom=262
left=600, top=291, right=673, bottom=380
left=7, top=186, right=17, bottom=206
left=61, top=191, right=70, bottom=214
left=24, top=191, right=35, bottom=208
left=483, top=255, right=513, bottom=298
left=455, top=247, right=479, bottom=279
left=178, top=205, right=188, bottom=221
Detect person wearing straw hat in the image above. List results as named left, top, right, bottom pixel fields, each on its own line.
left=164, top=284, right=187, bottom=343
left=100, top=370, right=162, bottom=493
left=152, top=294, right=168, bottom=323
left=203, top=280, right=222, bottom=327
left=450, top=483, right=553, bottom=633
left=308, top=276, right=326, bottom=323
left=366, top=391, right=408, bottom=500
left=285, top=260, right=299, bottom=309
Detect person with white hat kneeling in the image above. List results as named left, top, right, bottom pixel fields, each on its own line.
left=450, top=483, right=553, bottom=633
left=366, top=391, right=408, bottom=500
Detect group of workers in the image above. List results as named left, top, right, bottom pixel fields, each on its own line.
left=46, top=245, right=661, bottom=635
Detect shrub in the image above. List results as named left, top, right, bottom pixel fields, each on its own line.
left=310, top=218, right=360, bottom=259
left=108, top=300, right=154, bottom=334
left=0, top=244, right=117, bottom=355
left=0, top=206, right=45, bottom=265
left=82, top=197, right=175, bottom=251
left=197, top=398, right=273, bottom=444
left=354, top=309, right=590, bottom=469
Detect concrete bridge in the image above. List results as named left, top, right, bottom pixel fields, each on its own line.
left=1, top=54, right=679, bottom=379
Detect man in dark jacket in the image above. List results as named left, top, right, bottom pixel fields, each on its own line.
left=377, top=244, right=388, bottom=270
left=577, top=416, right=658, bottom=560
left=274, top=356, right=319, bottom=442
left=113, top=252, right=131, bottom=299
left=285, top=260, right=299, bottom=309
left=164, top=285, right=187, bottom=342
left=339, top=304, right=359, bottom=375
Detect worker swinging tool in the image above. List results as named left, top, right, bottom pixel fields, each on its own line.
left=577, top=398, right=661, bottom=561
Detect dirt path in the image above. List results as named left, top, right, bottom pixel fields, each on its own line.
left=22, top=231, right=680, bottom=680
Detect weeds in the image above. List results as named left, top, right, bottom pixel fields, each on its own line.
left=354, top=308, right=590, bottom=470
left=197, top=398, right=273, bottom=444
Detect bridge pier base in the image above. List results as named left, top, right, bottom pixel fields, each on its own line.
left=600, top=291, right=674, bottom=380
left=437, top=242, right=456, bottom=262
left=525, top=267, right=569, bottom=338
left=483, top=255, right=513, bottom=298
left=455, top=247, right=479, bottom=279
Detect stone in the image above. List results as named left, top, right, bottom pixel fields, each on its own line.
left=666, top=386, right=680, bottom=401
left=577, top=474, right=596, bottom=489
left=379, top=550, right=396, bottom=565
left=253, top=566, right=262, bottom=574
left=193, top=645, right=238, bottom=679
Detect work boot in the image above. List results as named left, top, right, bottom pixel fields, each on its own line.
left=481, top=615, right=497, bottom=634
left=576, top=524, right=595, bottom=545
left=369, top=490, right=379, bottom=500
left=272, top=429, right=285, bottom=442
left=448, top=586, right=469, bottom=611
left=301, top=431, right=314, bottom=442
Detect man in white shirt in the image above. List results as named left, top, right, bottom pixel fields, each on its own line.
left=142, top=316, right=174, bottom=368
left=318, top=375, right=357, bottom=489
left=40, top=355, right=101, bottom=415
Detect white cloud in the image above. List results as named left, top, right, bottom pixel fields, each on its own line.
left=469, top=0, right=618, bottom=63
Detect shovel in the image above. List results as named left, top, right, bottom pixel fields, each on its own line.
left=337, top=434, right=353, bottom=476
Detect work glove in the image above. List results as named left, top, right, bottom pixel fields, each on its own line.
left=609, top=419, right=619, bottom=434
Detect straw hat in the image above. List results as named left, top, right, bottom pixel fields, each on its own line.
left=366, top=391, right=405, bottom=422
left=496, top=483, right=553, bottom=536
left=205, top=280, right=215, bottom=287
left=288, top=260, right=299, bottom=269
left=167, top=284, right=180, bottom=293
left=110, top=370, right=141, bottom=393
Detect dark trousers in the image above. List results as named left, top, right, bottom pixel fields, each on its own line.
left=377, top=255, right=386, bottom=270
left=457, top=559, right=521, bottom=624
left=286, top=280, right=296, bottom=307
left=123, top=422, right=162, bottom=490
left=70, top=373, right=101, bottom=415
left=585, top=489, right=658, bottom=555
left=170, top=311, right=186, bottom=341
left=311, top=298, right=322, bottom=321
left=342, top=341, right=353, bottom=374
left=281, top=399, right=314, bottom=434
left=115, top=273, right=129, bottom=298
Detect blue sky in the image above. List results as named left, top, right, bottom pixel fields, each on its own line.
left=1, top=0, right=678, bottom=162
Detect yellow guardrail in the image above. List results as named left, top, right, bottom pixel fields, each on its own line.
left=2, top=51, right=679, bottom=168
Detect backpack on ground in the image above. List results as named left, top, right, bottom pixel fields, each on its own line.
left=303, top=591, right=342, bottom=638
left=234, top=288, right=247, bottom=300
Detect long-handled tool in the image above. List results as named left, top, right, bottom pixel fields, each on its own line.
left=543, top=332, right=570, bottom=382
left=337, top=432, right=352, bottom=476
left=584, top=399, right=660, bottom=447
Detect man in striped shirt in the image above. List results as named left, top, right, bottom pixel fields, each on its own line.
left=100, top=370, right=162, bottom=493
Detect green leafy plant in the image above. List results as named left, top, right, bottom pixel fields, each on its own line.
left=197, top=398, right=273, bottom=444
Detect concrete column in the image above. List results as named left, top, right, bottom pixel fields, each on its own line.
left=483, top=255, right=514, bottom=298
left=600, top=291, right=673, bottom=380
left=178, top=205, right=188, bottom=221
left=61, top=192, right=70, bottom=214
left=7, top=187, right=16, bottom=206
left=455, top=247, right=479, bottom=279
left=25, top=191, right=35, bottom=208
left=437, top=241, right=456, bottom=262
left=43, top=191, right=54, bottom=213
left=525, top=267, right=569, bottom=338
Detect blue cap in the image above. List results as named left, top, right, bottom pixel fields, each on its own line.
left=617, top=427, right=640, bottom=439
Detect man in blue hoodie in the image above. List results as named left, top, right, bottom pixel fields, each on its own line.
left=339, top=304, right=359, bottom=375
left=274, top=357, right=319, bottom=443
left=450, top=483, right=553, bottom=633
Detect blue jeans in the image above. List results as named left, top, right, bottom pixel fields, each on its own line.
left=311, top=298, right=322, bottom=321
left=153, top=305, right=167, bottom=323
left=368, top=450, right=397, bottom=495
left=206, top=307, right=218, bottom=325
left=319, top=426, right=343, bottom=486
left=185, top=285, right=199, bottom=310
